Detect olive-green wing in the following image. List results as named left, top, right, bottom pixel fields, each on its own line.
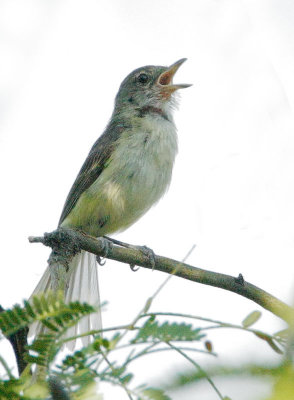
left=58, top=124, right=124, bottom=226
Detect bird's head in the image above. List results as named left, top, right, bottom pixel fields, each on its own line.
left=114, top=58, right=191, bottom=117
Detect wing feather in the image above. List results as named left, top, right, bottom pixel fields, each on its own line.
left=58, top=121, right=127, bottom=225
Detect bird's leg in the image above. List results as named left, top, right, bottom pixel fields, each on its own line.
left=103, top=236, right=156, bottom=270
left=96, top=237, right=113, bottom=266
left=137, top=245, right=156, bottom=270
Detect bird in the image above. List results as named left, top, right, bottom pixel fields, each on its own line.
left=29, top=58, right=191, bottom=349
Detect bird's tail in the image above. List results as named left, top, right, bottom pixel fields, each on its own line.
left=28, top=251, right=102, bottom=350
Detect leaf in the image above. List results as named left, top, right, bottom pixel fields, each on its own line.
left=72, top=381, right=103, bottom=400
left=140, top=387, right=171, bottom=400
left=108, top=332, right=121, bottom=350
left=0, top=292, right=96, bottom=338
left=120, top=373, right=133, bottom=384
left=254, top=332, right=283, bottom=354
left=242, top=311, right=262, bottom=328
left=23, top=381, right=49, bottom=398
left=10, top=295, right=97, bottom=368
left=132, top=318, right=205, bottom=343
left=143, top=298, right=153, bottom=313
left=0, top=378, right=26, bottom=399
left=274, top=329, right=289, bottom=340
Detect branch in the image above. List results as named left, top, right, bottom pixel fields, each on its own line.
left=29, top=228, right=294, bottom=324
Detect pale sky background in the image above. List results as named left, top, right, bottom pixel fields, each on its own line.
left=1, top=1, right=294, bottom=399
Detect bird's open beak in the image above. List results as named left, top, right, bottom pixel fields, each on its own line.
left=157, top=58, right=192, bottom=98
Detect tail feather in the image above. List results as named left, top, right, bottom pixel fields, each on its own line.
left=28, top=251, right=102, bottom=350
left=28, top=265, right=51, bottom=338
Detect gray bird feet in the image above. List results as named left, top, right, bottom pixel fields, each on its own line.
left=136, top=245, right=156, bottom=270
left=103, top=236, right=156, bottom=270
left=96, top=237, right=113, bottom=265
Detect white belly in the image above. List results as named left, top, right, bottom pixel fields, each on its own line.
left=63, top=115, right=178, bottom=236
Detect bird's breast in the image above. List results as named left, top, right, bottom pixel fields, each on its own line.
left=103, top=116, right=178, bottom=209
left=65, top=116, right=178, bottom=236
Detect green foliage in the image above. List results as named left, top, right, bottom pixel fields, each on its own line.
left=266, top=364, right=294, bottom=400
left=0, top=293, right=102, bottom=400
left=132, top=317, right=205, bottom=344
left=253, top=331, right=283, bottom=354
left=0, top=297, right=291, bottom=400
left=0, top=292, right=95, bottom=337
left=165, top=363, right=283, bottom=389
left=0, top=378, right=25, bottom=400
left=138, top=387, right=171, bottom=400
left=0, top=292, right=97, bottom=375
left=165, top=362, right=294, bottom=400
left=242, top=310, right=262, bottom=328
left=1, top=295, right=206, bottom=399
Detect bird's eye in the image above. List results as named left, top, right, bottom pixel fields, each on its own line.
left=137, top=73, right=149, bottom=85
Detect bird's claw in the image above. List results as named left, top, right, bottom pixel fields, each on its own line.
left=96, top=256, right=106, bottom=266
left=129, top=246, right=156, bottom=271
left=140, top=245, right=156, bottom=269
left=130, top=264, right=140, bottom=271
left=96, top=237, right=113, bottom=266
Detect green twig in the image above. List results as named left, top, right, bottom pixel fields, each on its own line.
left=0, top=355, right=14, bottom=379
left=99, top=349, right=134, bottom=400
left=166, top=341, right=225, bottom=400
left=122, top=343, right=216, bottom=367
left=140, top=312, right=286, bottom=348
left=57, top=324, right=137, bottom=346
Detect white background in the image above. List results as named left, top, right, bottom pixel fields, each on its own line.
left=1, top=1, right=294, bottom=399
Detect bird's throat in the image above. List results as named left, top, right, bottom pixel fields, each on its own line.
left=136, top=105, right=169, bottom=121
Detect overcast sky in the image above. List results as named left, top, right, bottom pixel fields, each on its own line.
left=1, top=1, right=294, bottom=399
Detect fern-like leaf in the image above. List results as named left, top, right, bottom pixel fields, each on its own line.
left=132, top=318, right=205, bottom=344
left=0, top=293, right=97, bottom=370
left=0, top=292, right=96, bottom=338
left=24, top=302, right=97, bottom=367
left=0, top=378, right=24, bottom=400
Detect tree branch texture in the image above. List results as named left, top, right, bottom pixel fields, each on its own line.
left=29, top=228, right=293, bottom=324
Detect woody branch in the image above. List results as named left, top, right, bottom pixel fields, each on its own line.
left=29, top=228, right=293, bottom=324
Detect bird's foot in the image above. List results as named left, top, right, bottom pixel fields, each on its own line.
left=96, top=237, right=113, bottom=266
left=103, top=236, right=156, bottom=270
left=137, top=245, right=156, bottom=270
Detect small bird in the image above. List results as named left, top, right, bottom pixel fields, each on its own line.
left=29, top=58, right=191, bottom=348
